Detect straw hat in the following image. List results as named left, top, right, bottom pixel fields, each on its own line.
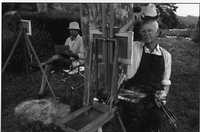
left=69, top=22, right=80, bottom=30
left=142, top=3, right=158, bottom=17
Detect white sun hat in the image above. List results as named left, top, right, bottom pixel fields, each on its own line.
left=69, top=21, right=80, bottom=30
left=142, top=3, right=158, bottom=17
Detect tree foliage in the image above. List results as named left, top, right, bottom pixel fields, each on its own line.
left=3, top=3, right=181, bottom=30
left=156, top=4, right=180, bottom=29
left=178, top=15, right=199, bottom=29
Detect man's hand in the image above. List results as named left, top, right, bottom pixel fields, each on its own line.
left=65, top=45, right=70, bottom=50
left=155, top=85, right=170, bottom=105
left=70, top=53, right=79, bottom=60
left=64, top=46, right=72, bottom=54
left=155, top=90, right=167, bottom=105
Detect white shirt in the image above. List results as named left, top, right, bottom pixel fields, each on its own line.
left=127, top=41, right=172, bottom=86
left=144, top=44, right=162, bottom=56
left=126, top=41, right=172, bottom=97
left=64, top=34, right=85, bottom=59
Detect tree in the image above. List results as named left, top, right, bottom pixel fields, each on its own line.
left=156, top=4, right=180, bottom=29
left=192, top=16, right=200, bottom=42
left=36, top=3, right=48, bottom=12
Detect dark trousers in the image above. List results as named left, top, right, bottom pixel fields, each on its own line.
left=119, top=96, right=164, bottom=132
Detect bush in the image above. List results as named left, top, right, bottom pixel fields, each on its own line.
left=191, top=30, right=200, bottom=43
left=160, top=29, right=192, bottom=38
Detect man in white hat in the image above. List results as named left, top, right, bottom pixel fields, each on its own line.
left=39, top=21, right=85, bottom=96
left=118, top=4, right=172, bottom=132
left=64, top=22, right=85, bottom=59
left=119, top=3, right=159, bottom=35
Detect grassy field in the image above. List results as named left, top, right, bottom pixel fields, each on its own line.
left=159, top=37, right=199, bottom=132
left=1, top=37, right=199, bottom=132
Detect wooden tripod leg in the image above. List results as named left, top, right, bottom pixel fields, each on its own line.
left=2, top=30, right=23, bottom=73
left=116, top=112, right=127, bottom=132
left=39, top=65, right=48, bottom=95
left=24, top=34, right=57, bottom=98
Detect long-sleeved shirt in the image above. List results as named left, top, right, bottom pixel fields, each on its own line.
left=64, top=34, right=85, bottom=59
left=127, top=41, right=172, bottom=86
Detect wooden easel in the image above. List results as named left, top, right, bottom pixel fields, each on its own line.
left=54, top=34, right=126, bottom=132
left=2, top=21, right=57, bottom=99
left=55, top=4, right=127, bottom=132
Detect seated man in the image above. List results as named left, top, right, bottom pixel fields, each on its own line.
left=119, top=20, right=172, bottom=131
left=39, top=21, right=85, bottom=96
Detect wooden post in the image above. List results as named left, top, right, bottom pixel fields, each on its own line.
left=102, top=4, right=109, bottom=95
left=130, top=3, right=134, bottom=30
left=80, top=4, right=90, bottom=106
left=110, top=39, right=118, bottom=111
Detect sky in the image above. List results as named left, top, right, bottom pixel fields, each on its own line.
left=175, top=4, right=199, bottom=17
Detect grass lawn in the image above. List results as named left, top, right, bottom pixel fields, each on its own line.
left=1, top=37, right=199, bottom=132
left=159, top=37, right=199, bottom=132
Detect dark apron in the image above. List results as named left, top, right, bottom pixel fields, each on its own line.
left=126, top=48, right=165, bottom=93
left=120, top=49, right=165, bottom=132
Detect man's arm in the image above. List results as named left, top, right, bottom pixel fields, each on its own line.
left=119, top=13, right=142, bottom=33
left=119, top=19, right=134, bottom=33
left=64, top=37, right=70, bottom=46
left=156, top=51, right=172, bottom=103
left=77, top=37, right=86, bottom=59
left=64, top=38, right=78, bottom=57
left=162, top=52, right=172, bottom=94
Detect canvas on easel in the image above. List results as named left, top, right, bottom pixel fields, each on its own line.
left=20, top=19, right=32, bottom=36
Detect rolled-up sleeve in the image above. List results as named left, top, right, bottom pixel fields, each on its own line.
left=78, top=37, right=86, bottom=59
left=64, top=38, right=70, bottom=46
left=162, top=50, right=172, bottom=86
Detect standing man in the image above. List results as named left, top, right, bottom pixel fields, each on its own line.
left=119, top=9, right=172, bottom=132
left=119, top=3, right=159, bottom=41
left=39, top=21, right=85, bottom=96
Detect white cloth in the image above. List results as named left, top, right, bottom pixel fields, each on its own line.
left=144, top=44, right=162, bottom=56
left=127, top=41, right=172, bottom=86
left=64, top=34, right=85, bottom=59
left=15, top=99, right=71, bottom=125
